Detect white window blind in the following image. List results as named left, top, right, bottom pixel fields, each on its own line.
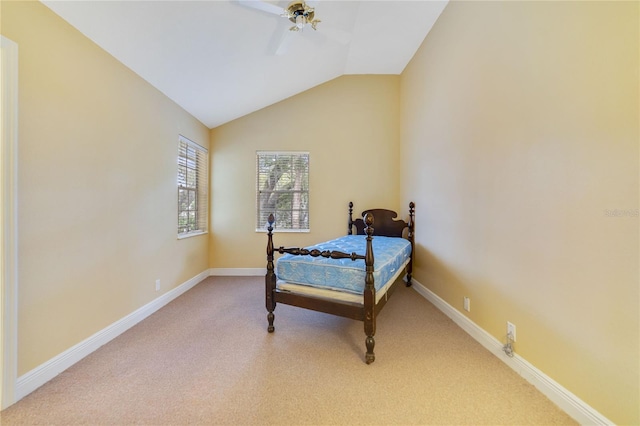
left=256, top=151, right=309, bottom=232
left=178, top=135, right=208, bottom=236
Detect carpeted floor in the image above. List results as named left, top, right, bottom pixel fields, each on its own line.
left=0, top=276, right=576, bottom=425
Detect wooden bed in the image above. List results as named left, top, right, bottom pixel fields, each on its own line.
left=265, top=201, right=415, bottom=364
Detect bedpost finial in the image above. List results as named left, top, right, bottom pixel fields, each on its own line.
left=267, top=213, right=275, bottom=231
left=348, top=202, right=354, bottom=235
left=409, top=201, right=415, bottom=209
left=364, top=212, right=374, bottom=227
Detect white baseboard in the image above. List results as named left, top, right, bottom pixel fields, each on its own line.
left=15, top=269, right=210, bottom=401
left=209, top=268, right=265, bottom=276
left=12, top=269, right=613, bottom=425
left=411, top=279, right=613, bottom=426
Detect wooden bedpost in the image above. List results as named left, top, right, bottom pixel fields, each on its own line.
left=347, top=201, right=354, bottom=235
left=406, top=202, right=415, bottom=287
left=363, top=212, right=376, bottom=364
left=266, top=214, right=276, bottom=332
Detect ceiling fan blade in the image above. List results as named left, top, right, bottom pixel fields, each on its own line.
left=322, top=27, right=352, bottom=46
left=266, top=25, right=295, bottom=56
left=236, top=0, right=284, bottom=16
left=275, top=31, right=295, bottom=56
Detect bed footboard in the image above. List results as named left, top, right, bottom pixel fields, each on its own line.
left=265, top=211, right=378, bottom=362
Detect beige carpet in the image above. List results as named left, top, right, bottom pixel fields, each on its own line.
left=0, top=276, right=576, bottom=425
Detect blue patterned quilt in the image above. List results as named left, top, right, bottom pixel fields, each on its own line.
left=276, top=235, right=411, bottom=294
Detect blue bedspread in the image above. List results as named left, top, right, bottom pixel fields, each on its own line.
left=276, top=235, right=411, bottom=294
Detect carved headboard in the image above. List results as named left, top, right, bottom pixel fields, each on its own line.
left=348, top=203, right=410, bottom=238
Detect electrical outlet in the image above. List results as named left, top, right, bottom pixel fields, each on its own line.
left=155, top=279, right=160, bottom=291
left=463, top=297, right=471, bottom=312
left=507, top=321, right=516, bottom=342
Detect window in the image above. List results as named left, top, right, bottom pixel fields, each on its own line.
left=256, top=151, right=309, bottom=232
left=178, top=135, right=208, bottom=237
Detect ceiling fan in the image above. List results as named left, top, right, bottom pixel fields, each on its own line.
left=238, top=0, right=321, bottom=32
left=237, top=0, right=351, bottom=55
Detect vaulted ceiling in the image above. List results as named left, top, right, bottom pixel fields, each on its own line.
left=42, top=1, right=448, bottom=128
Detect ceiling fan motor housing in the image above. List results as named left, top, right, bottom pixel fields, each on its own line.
left=287, top=1, right=314, bottom=24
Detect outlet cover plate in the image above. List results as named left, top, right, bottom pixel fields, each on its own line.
left=507, top=321, right=516, bottom=341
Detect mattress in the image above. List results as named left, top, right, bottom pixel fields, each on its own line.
left=275, top=235, right=412, bottom=297
left=277, top=258, right=409, bottom=304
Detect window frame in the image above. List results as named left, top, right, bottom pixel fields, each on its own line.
left=177, top=135, right=208, bottom=239
left=256, top=151, right=310, bottom=233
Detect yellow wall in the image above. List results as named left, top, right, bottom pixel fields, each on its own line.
left=209, top=75, right=402, bottom=268
left=2, top=0, right=637, bottom=422
left=400, top=1, right=639, bottom=424
left=1, top=1, right=210, bottom=375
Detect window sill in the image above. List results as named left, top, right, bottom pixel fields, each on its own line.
left=177, top=230, right=208, bottom=240
left=255, top=229, right=310, bottom=233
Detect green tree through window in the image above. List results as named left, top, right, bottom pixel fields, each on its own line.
left=256, top=152, right=309, bottom=231
left=178, top=136, right=208, bottom=236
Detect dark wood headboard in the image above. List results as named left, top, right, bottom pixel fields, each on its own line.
left=348, top=202, right=414, bottom=238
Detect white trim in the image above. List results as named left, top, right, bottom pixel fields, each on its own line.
left=256, top=150, right=308, bottom=156
left=255, top=228, right=310, bottom=233
left=9, top=262, right=612, bottom=425
left=411, top=279, right=613, bottom=426
left=256, top=151, right=310, bottom=233
left=178, top=134, right=207, bottom=153
left=177, top=135, right=208, bottom=236
left=177, top=230, right=208, bottom=240
left=15, top=270, right=210, bottom=401
left=209, top=268, right=266, bottom=276
left=0, top=35, right=19, bottom=410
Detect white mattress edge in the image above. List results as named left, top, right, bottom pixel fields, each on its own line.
left=277, top=258, right=410, bottom=305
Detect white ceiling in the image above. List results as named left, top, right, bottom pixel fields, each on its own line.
left=41, top=0, right=448, bottom=128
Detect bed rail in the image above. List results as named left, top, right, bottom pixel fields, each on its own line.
left=276, top=246, right=366, bottom=261
left=268, top=211, right=374, bottom=265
